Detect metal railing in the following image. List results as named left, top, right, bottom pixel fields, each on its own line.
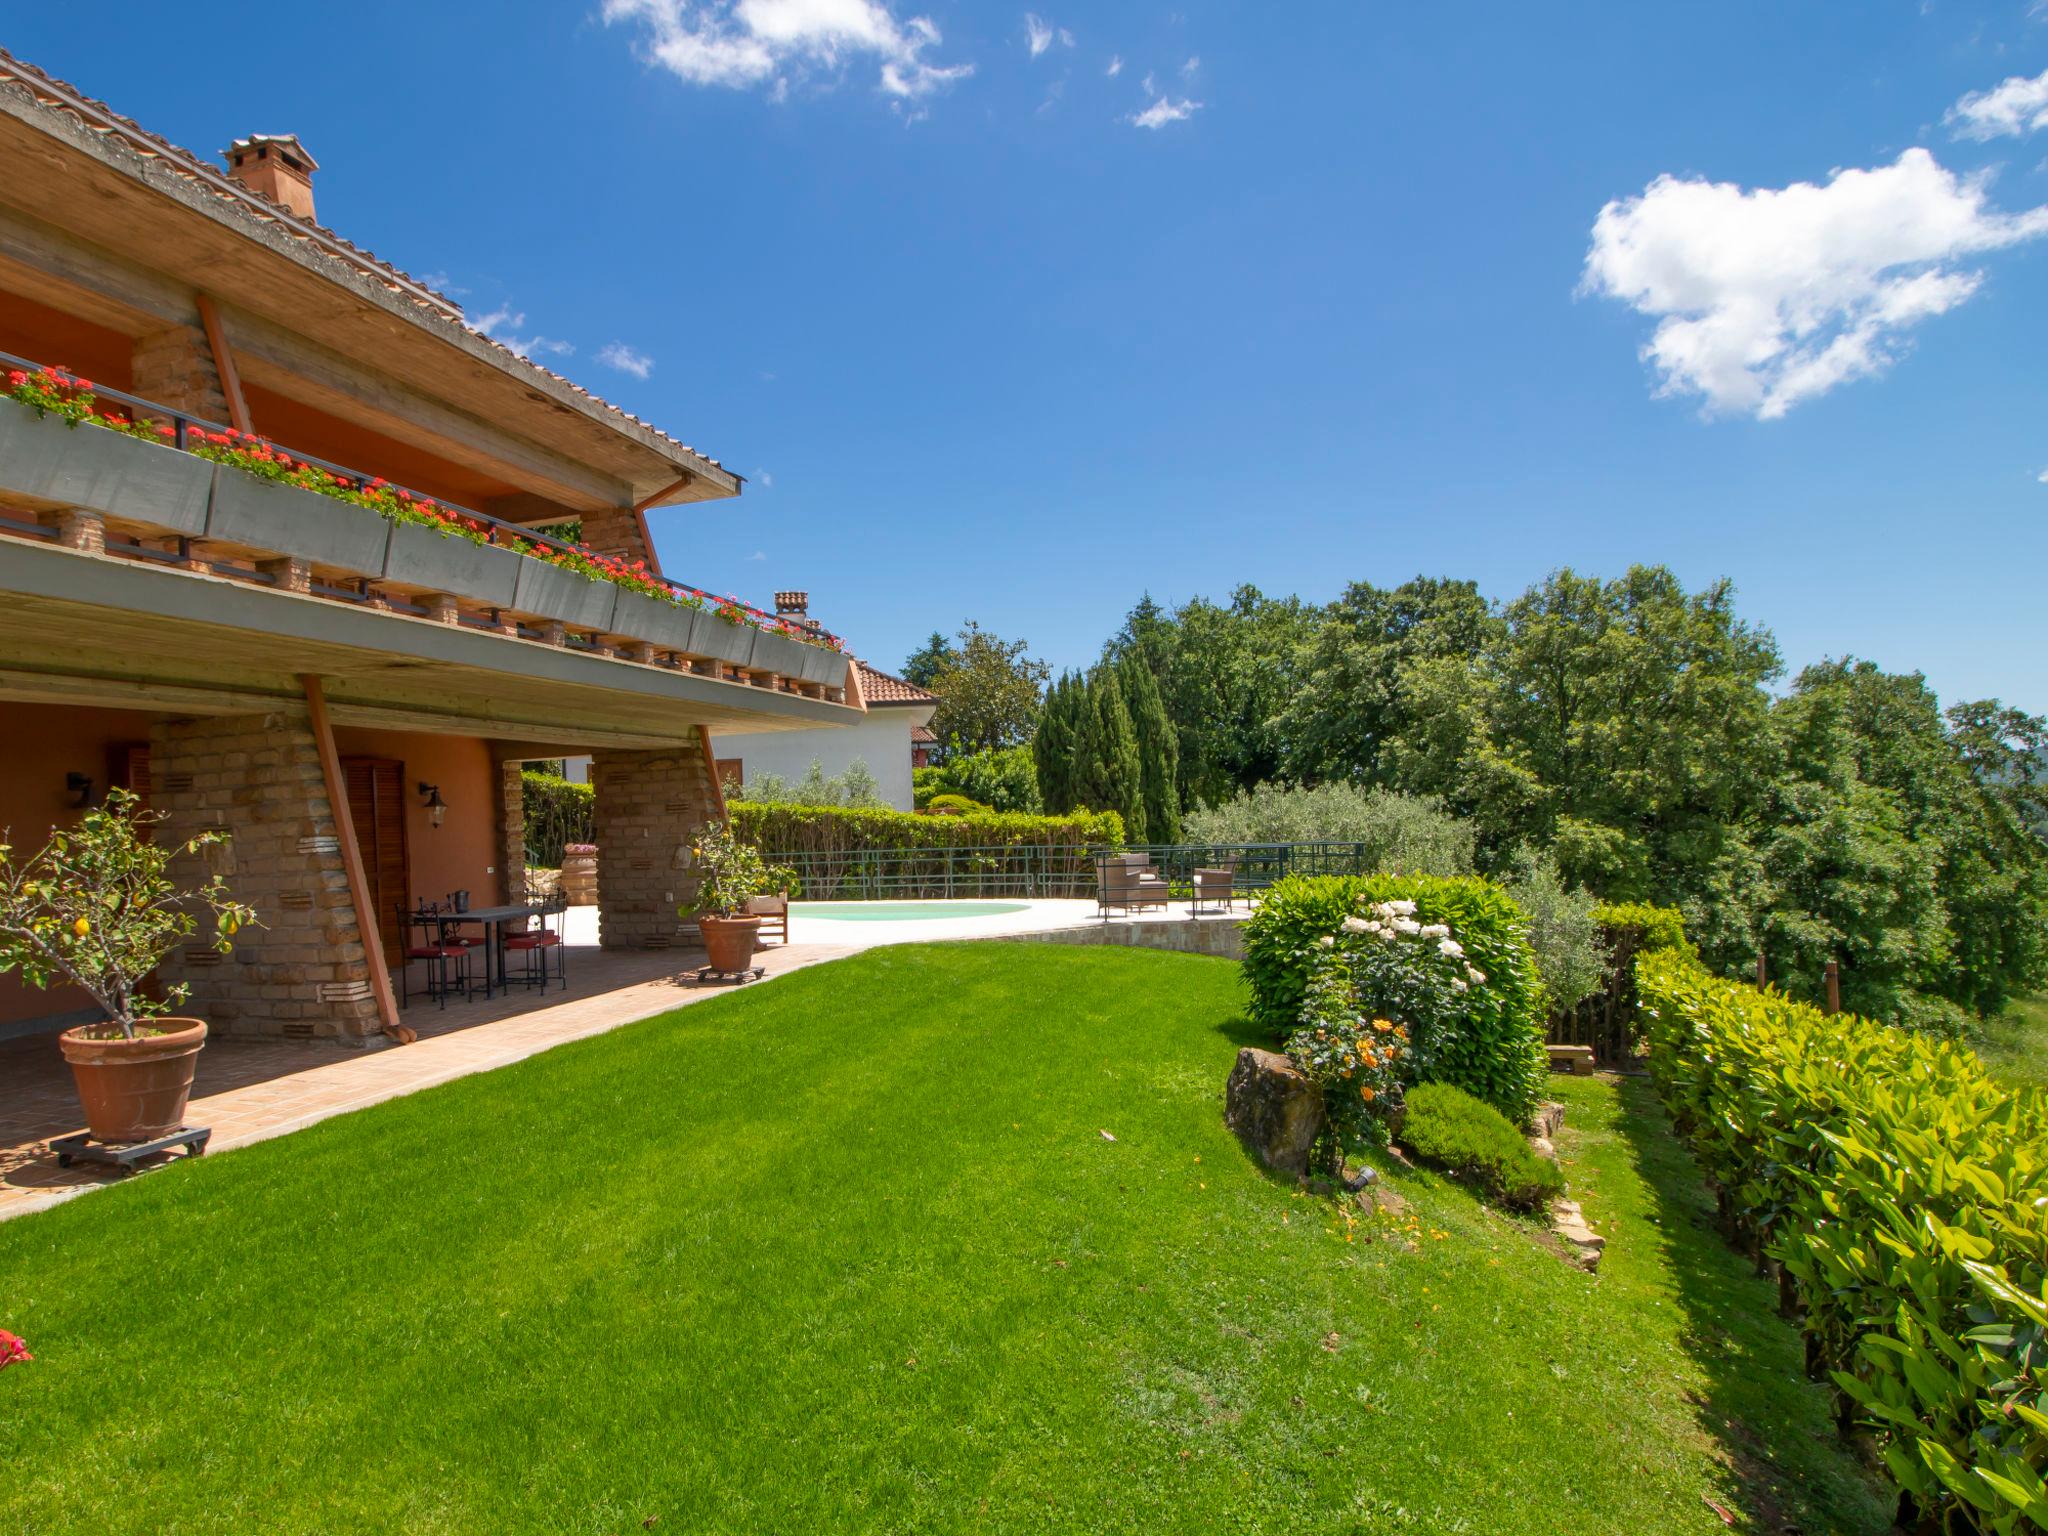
left=760, top=840, right=1403, bottom=904
left=0, top=349, right=836, bottom=645
left=763, top=844, right=1101, bottom=900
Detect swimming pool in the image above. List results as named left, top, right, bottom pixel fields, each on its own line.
left=795, top=901, right=1032, bottom=922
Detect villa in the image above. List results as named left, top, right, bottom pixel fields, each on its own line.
left=0, top=48, right=864, bottom=1044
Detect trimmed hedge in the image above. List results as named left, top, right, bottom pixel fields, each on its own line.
left=1242, top=874, right=1548, bottom=1123
left=1640, top=951, right=2048, bottom=1532
left=730, top=801, right=1123, bottom=854
left=521, top=771, right=594, bottom=868
left=1399, top=1082, right=1563, bottom=1209
left=1591, top=901, right=1691, bottom=956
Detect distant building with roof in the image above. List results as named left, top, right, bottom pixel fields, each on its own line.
left=706, top=595, right=937, bottom=810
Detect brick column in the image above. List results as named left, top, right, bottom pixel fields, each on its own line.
left=578, top=506, right=655, bottom=570
left=590, top=746, right=721, bottom=949
left=495, top=758, right=526, bottom=905
left=131, top=325, right=231, bottom=422
left=150, top=708, right=381, bottom=1040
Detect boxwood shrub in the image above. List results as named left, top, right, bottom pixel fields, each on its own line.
left=1398, top=1082, right=1563, bottom=1209
left=1640, top=950, right=2048, bottom=1532
left=1242, top=874, right=1548, bottom=1123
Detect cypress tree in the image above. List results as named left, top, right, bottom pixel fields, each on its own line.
left=1033, top=671, right=1080, bottom=813
left=1119, top=651, right=1182, bottom=845
left=1075, top=664, right=1144, bottom=842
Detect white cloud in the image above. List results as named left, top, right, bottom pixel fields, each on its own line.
left=1948, top=67, right=2048, bottom=139
left=603, top=0, right=971, bottom=101
left=745, top=549, right=768, bottom=560
left=1024, top=13, right=1071, bottom=57
left=1181, top=55, right=1200, bottom=77
left=758, top=471, right=774, bottom=487
left=597, top=341, right=655, bottom=379
left=1582, top=148, right=2048, bottom=419
left=471, top=305, right=573, bottom=359
left=1105, top=54, right=1122, bottom=77
left=2038, top=467, right=2048, bottom=483
left=1130, top=94, right=1201, bottom=129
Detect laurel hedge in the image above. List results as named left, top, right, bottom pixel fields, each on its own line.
left=1640, top=950, right=2048, bottom=1533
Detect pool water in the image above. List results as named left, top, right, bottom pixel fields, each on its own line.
left=795, top=901, right=1031, bottom=922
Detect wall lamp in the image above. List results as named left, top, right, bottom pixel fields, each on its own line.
left=65, top=773, right=95, bottom=809
left=417, top=782, right=448, bottom=829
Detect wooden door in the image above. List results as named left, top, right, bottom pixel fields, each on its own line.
left=342, top=756, right=411, bottom=962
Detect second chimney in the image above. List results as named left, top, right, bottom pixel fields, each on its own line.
left=223, top=135, right=319, bottom=222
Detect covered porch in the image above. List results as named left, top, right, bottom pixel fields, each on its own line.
left=0, top=530, right=860, bottom=1048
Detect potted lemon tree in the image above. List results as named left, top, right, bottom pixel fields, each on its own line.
left=0, top=788, right=255, bottom=1143
left=686, top=819, right=787, bottom=973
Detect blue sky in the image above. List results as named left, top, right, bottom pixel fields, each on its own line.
left=11, top=3, right=2048, bottom=710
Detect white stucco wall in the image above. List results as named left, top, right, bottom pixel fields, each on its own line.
left=710, top=709, right=919, bottom=810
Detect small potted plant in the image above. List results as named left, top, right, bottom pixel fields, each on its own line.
left=685, top=819, right=776, bottom=973
left=0, top=788, right=256, bottom=1143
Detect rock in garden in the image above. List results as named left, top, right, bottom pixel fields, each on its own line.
left=1224, top=1047, right=1325, bottom=1177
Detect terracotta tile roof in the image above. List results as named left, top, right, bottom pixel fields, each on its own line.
left=910, top=723, right=938, bottom=744
left=857, top=661, right=936, bottom=706
left=0, top=48, right=727, bottom=475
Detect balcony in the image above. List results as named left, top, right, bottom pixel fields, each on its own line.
left=0, top=358, right=853, bottom=709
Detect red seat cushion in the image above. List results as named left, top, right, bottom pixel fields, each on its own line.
left=504, top=933, right=560, bottom=949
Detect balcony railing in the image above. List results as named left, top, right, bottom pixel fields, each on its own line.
left=0, top=352, right=854, bottom=702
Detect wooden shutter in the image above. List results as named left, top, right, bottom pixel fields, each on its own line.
left=341, top=757, right=410, bottom=961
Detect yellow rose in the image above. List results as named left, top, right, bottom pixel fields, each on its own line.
left=72, top=917, right=90, bottom=938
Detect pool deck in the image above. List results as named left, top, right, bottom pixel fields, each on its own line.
left=0, top=897, right=1248, bottom=1220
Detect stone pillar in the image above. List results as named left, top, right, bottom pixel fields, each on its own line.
left=130, top=325, right=231, bottom=422
left=495, top=758, right=526, bottom=906
left=590, top=745, right=720, bottom=949
left=578, top=506, right=655, bottom=571
left=150, top=708, right=381, bottom=1040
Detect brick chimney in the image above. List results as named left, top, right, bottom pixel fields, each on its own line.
left=774, top=591, right=821, bottom=637
left=222, top=135, right=319, bottom=221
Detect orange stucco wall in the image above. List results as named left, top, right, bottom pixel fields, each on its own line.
left=329, top=727, right=505, bottom=910
left=0, top=703, right=161, bottom=1030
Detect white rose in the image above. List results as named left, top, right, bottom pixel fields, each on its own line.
left=1317, top=935, right=1335, bottom=948
left=1438, top=938, right=1465, bottom=959
left=1341, top=916, right=1370, bottom=934
left=1393, top=917, right=1422, bottom=936
left=1420, top=924, right=1450, bottom=939
left=1466, top=966, right=1487, bottom=986
left=1387, top=899, right=1418, bottom=916
left=1451, top=977, right=1469, bottom=993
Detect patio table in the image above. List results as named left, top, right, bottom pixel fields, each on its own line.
left=410, top=903, right=543, bottom=998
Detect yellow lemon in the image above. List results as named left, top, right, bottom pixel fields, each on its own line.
left=71, top=917, right=90, bottom=937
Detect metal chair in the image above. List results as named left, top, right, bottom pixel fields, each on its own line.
left=397, top=903, right=471, bottom=1009
left=504, top=894, right=568, bottom=993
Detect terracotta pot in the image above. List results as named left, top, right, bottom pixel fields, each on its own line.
left=58, top=1018, right=207, bottom=1143
left=698, top=914, right=763, bottom=973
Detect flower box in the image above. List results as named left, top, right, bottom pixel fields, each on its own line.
left=206, top=470, right=392, bottom=574
left=752, top=625, right=844, bottom=686
left=510, top=557, right=620, bottom=632
left=694, top=612, right=760, bottom=669
left=381, top=521, right=523, bottom=608
left=608, top=588, right=708, bottom=655
left=0, top=406, right=214, bottom=537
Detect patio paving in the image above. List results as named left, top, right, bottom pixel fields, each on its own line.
left=0, top=896, right=1241, bottom=1221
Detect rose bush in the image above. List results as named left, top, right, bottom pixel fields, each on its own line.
left=1245, top=874, right=1548, bottom=1124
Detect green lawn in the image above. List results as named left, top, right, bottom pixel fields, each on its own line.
left=0, top=945, right=1887, bottom=1534
left=1975, top=992, right=2048, bottom=1090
